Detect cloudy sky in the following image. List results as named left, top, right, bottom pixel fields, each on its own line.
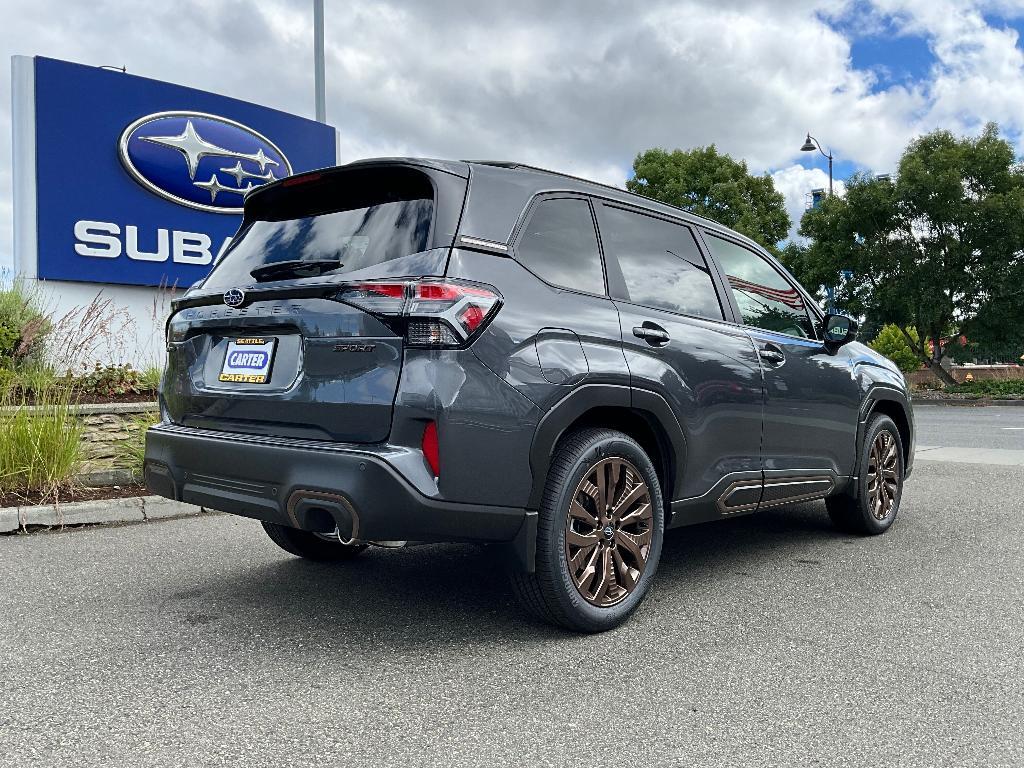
left=2, top=0, right=1024, bottom=267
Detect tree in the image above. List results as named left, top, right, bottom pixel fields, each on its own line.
left=789, top=124, right=1024, bottom=386
left=952, top=294, right=1024, bottom=364
left=869, top=325, right=921, bottom=373
left=627, top=146, right=791, bottom=252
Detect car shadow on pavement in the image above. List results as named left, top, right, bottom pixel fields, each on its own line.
left=175, top=501, right=843, bottom=646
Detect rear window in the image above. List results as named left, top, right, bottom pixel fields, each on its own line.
left=202, top=167, right=434, bottom=290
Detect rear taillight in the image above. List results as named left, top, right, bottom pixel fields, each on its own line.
left=335, top=279, right=501, bottom=347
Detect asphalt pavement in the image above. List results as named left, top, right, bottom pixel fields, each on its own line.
left=1, top=405, right=1022, bottom=767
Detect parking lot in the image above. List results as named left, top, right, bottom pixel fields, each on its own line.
left=1, top=405, right=1022, bottom=767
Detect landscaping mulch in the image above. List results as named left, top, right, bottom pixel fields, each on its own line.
left=0, top=483, right=149, bottom=508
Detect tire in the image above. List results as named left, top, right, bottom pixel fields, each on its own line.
left=510, top=428, right=665, bottom=633
left=826, top=414, right=904, bottom=535
left=261, top=521, right=368, bottom=561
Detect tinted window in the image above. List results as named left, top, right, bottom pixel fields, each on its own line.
left=204, top=167, right=434, bottom=290
left=515, top=198, right=605, bottom=295
left=705, top=235, right=816, bottom=338
left=597, top=205, right=723, bottom=320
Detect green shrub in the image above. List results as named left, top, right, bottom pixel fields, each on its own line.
left=0, top=280, right=51, bottom=371
left=0, top=386, right=83, bottom=497
left=870, top=325, right=922, bottom=373
left=70, top=363, right=146, bottom=397
left=139, top=365, right=162, bottom=393
left=0, top=368, right=14, bottom=397
left=114, top=412, right=160, bottom=477
left=947, top=378, right=1024, bottom=398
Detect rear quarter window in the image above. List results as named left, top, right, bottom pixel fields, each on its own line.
left=513, top=197, right=606, bottom=296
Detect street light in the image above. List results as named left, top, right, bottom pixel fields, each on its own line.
left=800, top=132, right=833, bottom=196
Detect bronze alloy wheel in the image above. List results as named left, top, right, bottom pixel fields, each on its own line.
left=866, top=429, right=900, bottom=520
left=564, top=456, right=654, bottom=607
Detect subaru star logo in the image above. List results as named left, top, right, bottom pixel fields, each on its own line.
left=118, top=111, right=293, bottom=214
left=223, top=288, right=246, bottom=308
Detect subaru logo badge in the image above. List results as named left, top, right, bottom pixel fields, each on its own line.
left=118, top=111, right=293, bottom=214
left=223, top=288, right=246, bottom=308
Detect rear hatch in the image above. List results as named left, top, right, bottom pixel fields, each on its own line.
left=162, top=162, right=469, bottom=442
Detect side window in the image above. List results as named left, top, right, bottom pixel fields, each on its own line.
left=514, top=197, right=605, bottom=295
left=596, top=204, right=724, bottom=320
left=705, top=234, right=817, bottom=339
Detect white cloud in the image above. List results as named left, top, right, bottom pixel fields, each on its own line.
left=771, top=165, right=849, bottom=240
left=1, top=0, right=1023, bottom=266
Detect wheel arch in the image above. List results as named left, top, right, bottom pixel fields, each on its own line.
left=527, top=385, right=684, bottom=521
left=859, top=388, right=914, bottom=480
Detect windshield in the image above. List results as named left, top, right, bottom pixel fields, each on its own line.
left=201, top=167, right=435, bottom=290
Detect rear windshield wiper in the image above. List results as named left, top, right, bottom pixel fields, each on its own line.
left=249, top=259, right=344, bottom=282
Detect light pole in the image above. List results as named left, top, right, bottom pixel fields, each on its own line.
left=313, top=0, right=326, bottom=123
left=800, top=133, right=833, bottom=196
left=800, top=132, right=842, bottom=313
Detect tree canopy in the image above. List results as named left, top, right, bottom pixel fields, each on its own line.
left=627, top=146, right=791, bottom=252
left=785, top=123, right=1024, bottom=385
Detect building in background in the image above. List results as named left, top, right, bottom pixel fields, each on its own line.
left=11, top=56, right=337, bottom=368
left=804, top=188, right=827, bottom=210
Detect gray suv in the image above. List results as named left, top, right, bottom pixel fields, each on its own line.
left=145, top=159, right=915, bottom=632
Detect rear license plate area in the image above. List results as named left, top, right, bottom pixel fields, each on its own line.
left=219, top=337, right=277, bottom=384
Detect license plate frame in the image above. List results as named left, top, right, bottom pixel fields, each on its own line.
left=218, top=337, right=278, bottom=384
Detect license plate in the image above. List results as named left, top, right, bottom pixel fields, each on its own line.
left=219, top=337, right=277, bottom=384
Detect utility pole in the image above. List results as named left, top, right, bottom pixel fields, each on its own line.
left=314, top=0, right=326, bottom=123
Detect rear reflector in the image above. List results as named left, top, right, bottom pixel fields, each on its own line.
left=422, top=422, right=440, bottom=477
left=335, top=279, right=501, bottom=348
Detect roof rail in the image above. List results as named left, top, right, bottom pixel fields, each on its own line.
left=464, top=160, right=730, bottom=233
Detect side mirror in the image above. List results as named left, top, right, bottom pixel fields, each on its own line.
left=822, top=313, right=858, bottom=351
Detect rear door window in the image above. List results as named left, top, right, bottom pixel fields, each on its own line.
left=596, top=204, right=723, bottom=320
left=514, top=197, right=606, bottom=295
left=704, top=234, right=817, bottom=338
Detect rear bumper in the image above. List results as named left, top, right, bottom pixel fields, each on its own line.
left=144, top=423, right=536, bottom=569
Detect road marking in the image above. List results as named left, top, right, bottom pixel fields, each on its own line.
left=915, top=446, right=1024, bottom=466
left=1002, top=427, right=1024, bottom=430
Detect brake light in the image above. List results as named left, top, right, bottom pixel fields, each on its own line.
left=422, top=421, right=440, bottom=477
left=335, top=279, right=501, bottom=347
left=282, top=172, right=322, bottom=187
left=416, top=283, right=460, bottom=301
left=338, top=282, right=407, bottom=314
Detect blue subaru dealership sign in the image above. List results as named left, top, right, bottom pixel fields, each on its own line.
left=25, top=56, right=336, bottom=288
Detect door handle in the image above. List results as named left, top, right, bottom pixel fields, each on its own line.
left=633, top=323, right=670, bottom=346
left=758, top=342, right=786, bottom=366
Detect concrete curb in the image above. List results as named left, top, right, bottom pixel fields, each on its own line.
left=76, top=469, right=141, bottom=488
left=912, top=399, right=1024, bottom=407
left=0, top=495, right=206, bottom=534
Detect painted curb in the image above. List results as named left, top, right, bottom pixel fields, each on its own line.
left=0, top=495, right=205, bottom=534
